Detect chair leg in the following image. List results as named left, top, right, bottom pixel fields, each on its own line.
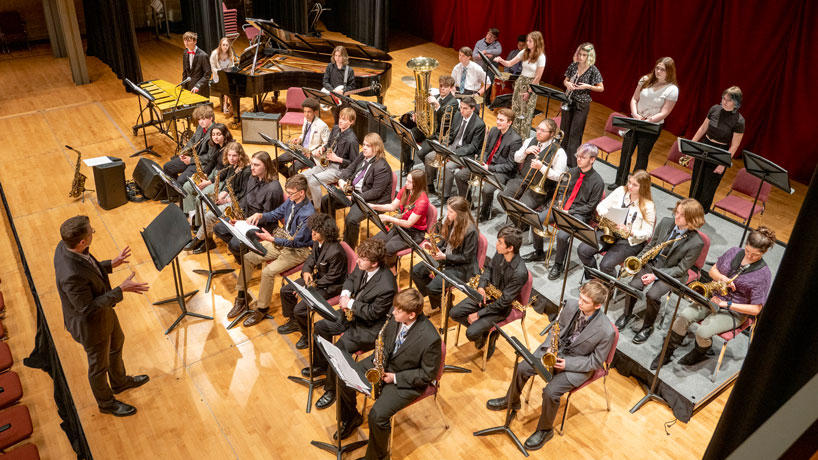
left=454, top=323, right=461, bottom=347
left=481, top=330, right=492, bottom=372
left=711, top=342, right=729, bottom=382
left=434, top=393, right=450, bottom=429
left=603, top=371, right=611, bottom=411
left=396, top=256, right=402, bottom=287
left=557, top=393, right=571, bottom=436
left=389, top=414, right=395, bottom=454
left=520, top=317, right=530, bottom=349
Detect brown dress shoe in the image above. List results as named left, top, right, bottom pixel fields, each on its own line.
left=243, top=309, right=269, bottom=327
left=227, top=296, right=247, bottom=319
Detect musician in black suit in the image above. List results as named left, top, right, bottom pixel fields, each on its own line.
left=618, top=198, right=706, bottom=344
left=305, top=107, right=359, bottom=210
left=486, top=280, right=615, bottom=450
left=54, top=216, right=150, bottom=417
left=182, top=31, right=211, bottom=97
left=335, top=289, right=442, bottom=460
left=162, top=105, right=215, bottom=185
left=424, top=96, right=486, bottom=200
left=525, top=143, right=604, bottom=282
left=404, top=75, right=459, bottom=177
left=278, top=213, right=348, bottom=349
left=321, top=133, right=393, bottom=249
left=454, top=108, right=522, bottom=220
left=309, top=238, right=397, bottom=410
left=450, top=226, right=529, bottom=358
left=323, top=45, right=356, bottom=123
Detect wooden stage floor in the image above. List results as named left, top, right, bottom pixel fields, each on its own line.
left=0, top=27, right=805, bottom=459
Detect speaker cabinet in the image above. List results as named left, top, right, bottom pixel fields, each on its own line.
left=241, top=112, right=281, bottom=144
left=92, top=157, right=127, bottom=210
left=132, top=158, right=166, bottom=200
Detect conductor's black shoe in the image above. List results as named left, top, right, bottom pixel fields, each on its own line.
left=295, top=336, right=309, bottom=349
left=333, top=413, right=363, bottom=440
left=192, top=238, right=216, bottom=254
left=486, top=332, right=499, bottom=360
left=524, top=429, right=554, bottom=450
left=184, top=238, right=203, bottom=251
left=548, top=263, right=564, bottom=281
left=486, top=397, right=521, bottom=412
left=98, top=399, right=137, bottom=417
left=112, top=375, right=150, bottom=394
left=522, top=251, right=547, bottom=263
left=316, top=390, right=336, bottom=410
left=615, top=313, right=633, bottom=330
left=474, top=333, right=487, bottom=350
left=227, top=296, right=247, bottom=319
left=277, top=319, right=299, bottom=335
left=633, top=326, right=654, bottom=344
left=650, top=351, right=674, bottom=371
left=607, top=183, right=619, bottom=191
left=243, top=309, right=269, bottom=327
left=301, top=366, right=327, bottom=378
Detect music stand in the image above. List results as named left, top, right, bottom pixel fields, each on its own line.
left=420, top=260, right=476, bottom=374
left=312, top=337, right=370, bottom=459
left=427, top=140, right=465, bottom=213
left=366, top=102, right=394, bottom=131
left=738, top=151, right=793, bottom=246
left=583, top=267, right=645, bottom=314
left=150, top=162, right=186, bottom=206
left=141, top=204, right=210, bottom=334
left=678, top=137, right=732, bottom=200
left=285, top=277, right=338, bottom=413
left=216, top=217, right=272, bottom=329
left=477, top=51, right=508, bottom=118
left=551, top=208, right=597, bottom=306
left=262, top=133, right=317, bottom=172
left=474, top=321, right=553, bottom=457
left=124, top=78, right=161, bottom=158
left=461, top=157, right=503, bottom=223
left=389, top=117, right=419, bottom=187
left=498, top=195, right=546, bottom=236
left=629, top=269, right=718, bottom=414
left=185, top=177, right=234, bottom=293
left=528, top=84, right=568, bottom=123
left=392, top=225, right=437, bottom=289
left=350, top=192, right=388, bottom=238
left=302, top=87, right=340, bottom=116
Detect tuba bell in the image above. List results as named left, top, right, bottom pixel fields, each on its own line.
left=407, top=57, right=439, bottom=138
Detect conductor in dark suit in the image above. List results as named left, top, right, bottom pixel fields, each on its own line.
left=309, top=238, right=397, bottom=409
left=334, top=288, right=442, bottom=460
left=54, top=216, right=150, bottom=417
left=486, top=280, right=615, bottom=450
left=618, top=198, right=706, bottom=344
left=278, top=213, right=348, bottom=349
left=182, top=31, right=211, bottom=97
left=450, top=226, right=529, bottom=358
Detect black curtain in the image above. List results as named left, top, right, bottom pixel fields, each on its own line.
left=180, top=0, right=223, bottom=55
left=324, top=0, right=389, bottom=51
left=254, top=0, right=309, bottom=34
left=84, top=0, right=142, bottom=84
left=704, top=168, right=818, bottom=458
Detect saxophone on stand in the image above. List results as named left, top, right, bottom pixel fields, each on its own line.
left=66, top=145, right=93, bottom=201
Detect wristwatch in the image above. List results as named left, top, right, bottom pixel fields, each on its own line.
left=726, top=300, right=733, bottom=309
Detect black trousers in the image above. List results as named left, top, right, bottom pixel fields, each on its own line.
left=213, top=221, right=244, bottom=261
left=275, top=151, right=311, bottom=178
left=506, top=345, right=576, bottom=431
left=454, top=169, right=514, bottom=216
left=500, top=178, right=554, bottom=229
left=81, top=311, right=129, bottom=407
left=449, top=299, right=509, bottom=342
left=560, top=99, right=591, bottom=166
left=625, top=265, right=673, bottom=327
left=411, top=263, right=467, bottom=310
left=313, top=318, right=378, bottom=392
left=280, top=279, right=342, bottom=334
left=163, top=156, right=197, bottom=189
left=689, top=137, right=729, bottom=213
left=373, top=226, right=424, bottom=266
left=321, top=195, right=366, bottom=249
left=576, top=232, right=645, bottom=277
left=532, top=212, right=589, bottom=267
left=614, top=128, right=661, bottom=186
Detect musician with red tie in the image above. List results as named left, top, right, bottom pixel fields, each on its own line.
left=182, top=31, right=211, bottom=97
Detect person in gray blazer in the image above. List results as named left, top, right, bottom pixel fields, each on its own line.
left=54, top=216, right=150, bottom=417
left=486, top=280, right=616, bottom=450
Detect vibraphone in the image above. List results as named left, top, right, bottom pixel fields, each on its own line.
left=131, top=79, right=213, bottom=146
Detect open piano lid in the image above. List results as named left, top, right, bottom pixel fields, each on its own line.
left=246, top=18, right=392, bottom=62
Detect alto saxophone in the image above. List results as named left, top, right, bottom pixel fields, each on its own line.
left=68, top=150, right=88, bottom=199
left=597, top=215, right=632, bottom=245
left=620, top=232, right=690, bottom=278
left=365, top=319, right=390, bottom=400
left=688, top=267, right=746, bottom=299
left=223, top=171, right=244, bottom=220
left=191, top=146, right=208, bottom=184
left=542, top=300, right=566, bottom=374
left=209, top=168, right=221, bottom=202
left=467, top=270, right=538, bottom=312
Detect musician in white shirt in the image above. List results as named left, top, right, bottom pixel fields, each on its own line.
left=451, top=47, right=487, bottom=97
left=501, top=119, right=567, bottom=212
left=278, top=98, right=330, bottom=178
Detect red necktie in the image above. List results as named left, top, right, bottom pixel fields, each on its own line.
left=202, top=128, right=207, bottom=134
left=187, top=51, right=195, bottom=54
left=563, top=172, right=585, bottom=211
left=485, top=133, right=503, bottom=166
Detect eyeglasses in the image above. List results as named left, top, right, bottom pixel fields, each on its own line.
left=286, top=190, right=301, bottom=197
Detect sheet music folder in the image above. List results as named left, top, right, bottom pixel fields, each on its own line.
left=140, top=204, right=192, bottom=271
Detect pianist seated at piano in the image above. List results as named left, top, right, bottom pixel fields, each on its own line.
left=182, top=31, right=211, bottom=98
left=322, top=45, right=356, bottom=120
left=306, top=107, right=359, bottom=210
left=209, top=37, right=236, bottom=116
left=277, top=98, right=330, bottom=178
left=164, top=121, right=232, bottom=189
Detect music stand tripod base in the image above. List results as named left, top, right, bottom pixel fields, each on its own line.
left=473, top=354, right=529, bottom=457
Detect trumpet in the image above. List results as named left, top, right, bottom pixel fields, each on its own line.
left=542, top=300, right=565, bottom=373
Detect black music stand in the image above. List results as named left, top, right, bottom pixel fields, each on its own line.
left=141, top=204, right=210, bottom=334
left=150, top=161, right=186, bottom=206
left=610, top=117, right=662, bottom=184
left=314, top=174, right=353, bottom=209
left=551, top=209, right=597, bottom=306
left=427, top=140, right=465, bottom=211
left=366, top=102, right=394, bottom=130
left=420, top=260, right=476, bottom=374
left=461, top=157, right=503, bottom=223
left=477, top=51, right=508, bottom=118
left=185, top=177, right=234, bottom=293
left=738, top=151, right=793, bottom=246
left=217, top=217, right=272, bottom=329
left=389, top=118, right=419, bottom=188
left=285, top=277, right=339, bottom=413
left=350, top=192, right=388, bottom=238
left=312, top=337, right=370, bottom=459
left=302, top=87, right=339, bottom=117
left=629, top=269, right=717, bottom=414
left=392, top=225, right=437, bottom=290
left=263, top=133, right=317, bottom=173
left=678, top=137, right=732, bottom=200
left=474, top=322, right=553, bottom=457
left=124, top=78, right=161, bottom=158
left=529, top=84, right=568, bottom=124
left=498, top=195, right=547, bottom=236
left=583, top=267, right=645, bottom=314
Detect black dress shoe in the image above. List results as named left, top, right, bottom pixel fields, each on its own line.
left=522, top=251, right=547, bottom=263
left=277, top=319, right=299, bottom=335
left=295, top=336, right=309, bottom=349
left=607, top=183, right=619, bottom=191
left=227, top=296, right=247, bottom=319
left=633, top=326, right=654, bottom=344
left=678, top=344, right=711, bottom=366
left=474, top=333, right=487, bottom=350
left=316, top=390, right=336, bottom=410
left=548, top=263, right=564, bottom=281
left=184, top=238, right=203, bottom=251
left=615, top=313, right=633, bottom=330
left=524, top=429, right=554, bottom=450
left=112, top=375, right=150, bottom=394
left=192, top=238, right=216, bottom=254
left=243, top=309, right=269, bottom=327
left=301, top=366, right=327, bottom=377
left=650, top=350, right=674, bottom=370
left=333, top=413, right=363, bottom=440
left=486, top=397, right=521, bottom=412
left=99, top=399, right=137, bottom=417
left=486, top=332, right=499, bottom=360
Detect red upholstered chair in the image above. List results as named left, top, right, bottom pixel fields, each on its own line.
left=551, top=116, right=561, bottom=129
left=477, top=234, right=488, bottom=270
left=0, top=342, right=12, bottom=373
left=242, top=23, right=261, bottom=45
left=221, top=2, right=240, bottom=43
left=649, top=141, right=693, bottom=192
left=0, top=443, right=39, bottom=460
left=325, top=242, right=358, bottom=307
left=687, top=230, right=711, bottom=283
left=0, top=405, right=32, bottom=451
left=280, top=87, right=308, bottom=139
left=710, top=317, right=756, bottom=382
left=395, top=204, right=437, bottom=286
left=0, top=372, right=22, bottom=410
left=712, top=168, right=772, bottom=224
left=587, top=112, right=626, bottom=162
left=391, top=171, right=398, bottom=200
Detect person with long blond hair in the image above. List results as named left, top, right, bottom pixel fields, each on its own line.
left=560, top=43, right=604, bottom=166
left=494, top=31, right=546, bottom=137
left=411, top=196, right=480, bottom=310
left=209, top=36, right=235, bottom=115
left=371, top=169, right=430, bottom=267
left=577, top=170, right=656, bottom=276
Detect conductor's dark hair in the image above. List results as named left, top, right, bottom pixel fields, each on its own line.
left=307, top=213, right=340, bottom=242
left=60, top=215, right=91, bottom=249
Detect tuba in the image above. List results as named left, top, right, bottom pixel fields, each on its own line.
left=407, top=57, right=439, bottom=138
left=365, top=319, right=390, bottom=399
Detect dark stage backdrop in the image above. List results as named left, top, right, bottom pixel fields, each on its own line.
left=391, top=0, right=817, bottom=183
left=84, top=0, right=142, bottom=84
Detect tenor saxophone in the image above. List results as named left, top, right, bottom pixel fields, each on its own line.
left=223, top=171, right=244, bottom=220
left=68, top=150, right=88, bottom=199
left=620, top=232, right=690, bottom=278
left=467, top=270, right=537, bottom=312
left=542, top=300, right=565, bottom=374
left=365, top=319, right=390, bottom=400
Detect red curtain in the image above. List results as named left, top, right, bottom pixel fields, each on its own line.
left=392, top=0, right=817, bottom=183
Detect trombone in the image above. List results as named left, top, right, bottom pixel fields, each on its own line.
left=467, top=129, right=490, bottom=188
left=513, top=130, right=564, bottom=199
left=430, top=104, right=454, bottom=191
left=537, top=171, right=572, bottom=259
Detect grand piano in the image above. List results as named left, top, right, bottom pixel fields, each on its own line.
left=212, top=18, right=392, bottom=128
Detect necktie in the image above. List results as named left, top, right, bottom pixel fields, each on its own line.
left=485, top=133, right=503, bottom=165
left=394, top=325, right=408, bottom=353
left=353, top=160, right=369, bottom=185
left=302, top=122, right=312, bottom=148
left=563, top=172, right=585, bottom=210
left=455, top=118, right=468, bottom=146
left=459, top=66, right=467, bottom=92
left=186, top=51, right=195, bottom=54
left=285, top=204, right=295, bottom=233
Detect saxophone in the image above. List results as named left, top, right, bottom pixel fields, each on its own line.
left=688, top=267, right=746, bottom=299
left=597, top=215, right=632, bottom=245
left=190, top=146, right=208, bottom=183
left=620, top=232, right=690, bottom=278
left=209, top=168, right=222, bottom=202
left=317, top=134, right=338, bottom=168
left=365, top=319, right=390, bottom=400
left=467, top=271, right=538, bottom=312
left=542, top=300, right=566, bottom=374
left=223, top=171, right=244, bottom=220
left=68, top=150, right=88, bottom=199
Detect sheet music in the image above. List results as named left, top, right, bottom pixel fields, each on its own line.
left=83, top=156, right=112, bottom=167
left=233, top=220, right=260, bottom=240
left=316, top=336, right=371, bottom=396
left=606, top=207, right=630, bottom=224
